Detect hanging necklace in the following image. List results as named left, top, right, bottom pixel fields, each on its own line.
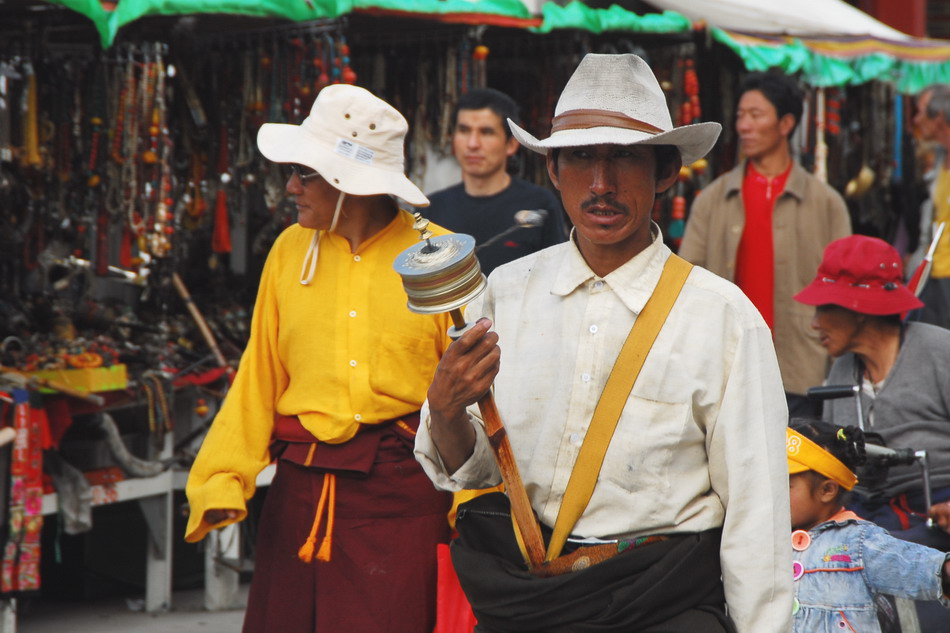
left=148, top=43, right=172, bottom=258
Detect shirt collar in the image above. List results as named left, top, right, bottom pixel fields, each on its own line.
left=551, top=223, right=672, bottom=315
left=725, top=158, right=807, bottom=201
left=320, top=206, right=403, bottom=254
left=813, top=509, right=861, bottom=534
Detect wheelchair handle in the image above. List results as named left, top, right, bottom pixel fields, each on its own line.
left=864, top=443, right=918, bottom=466
left=807, top=385, right=860, bottom=401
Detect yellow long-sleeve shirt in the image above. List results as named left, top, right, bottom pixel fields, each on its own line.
left=185, top=210, right=453, bottom=542
left=931, top=167, right=950, bottom=278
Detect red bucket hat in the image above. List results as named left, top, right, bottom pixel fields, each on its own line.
left=793, top=235, right=924, bottom=315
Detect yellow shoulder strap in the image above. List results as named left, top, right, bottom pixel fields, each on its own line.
left=545, top=254, right=693, bottom=561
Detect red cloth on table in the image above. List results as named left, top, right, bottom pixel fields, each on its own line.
left=3, top=390, right=45, bottom=593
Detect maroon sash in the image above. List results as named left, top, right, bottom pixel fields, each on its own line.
left=272, top=412, right=421, bottom=475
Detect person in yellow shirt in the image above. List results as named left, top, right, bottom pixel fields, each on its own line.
left=910, top=83, right=950, bottom=328
left=185, top=85, right=453, bottom=632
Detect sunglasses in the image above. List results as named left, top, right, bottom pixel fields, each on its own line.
left=285, top=163, right=322, bottom=183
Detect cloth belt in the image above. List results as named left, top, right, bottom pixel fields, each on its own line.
left=272, top=412, right=421, bottom=562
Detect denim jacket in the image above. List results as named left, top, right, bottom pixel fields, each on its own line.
left=792, top=512, right=950, bottom=632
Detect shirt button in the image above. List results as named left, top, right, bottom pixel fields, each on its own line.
left=731, top=225, right=741, bottom=233
left=569, top=433, right=582, bottom=446
left=593, top=280, right=604, bottom=289
left=791, top=530, right=811, bottom=551
left=354, top=414, right=362, bottom=421
left=581, top=373, right=591, bottom=382
left=349, top=360, right=357, bottom=367
left=349, top=310, right=357, bottom=317
left=353, top=255, right=361, bottom=262
left=589, top=325, right=598, bottom=334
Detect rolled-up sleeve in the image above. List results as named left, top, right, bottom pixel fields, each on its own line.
left=414, top=288, right=503, bottom=491
left=414, top=406, right=501, bottom=490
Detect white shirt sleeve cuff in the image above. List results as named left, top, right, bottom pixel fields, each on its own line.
left=414, top=402, right=500, bottom=491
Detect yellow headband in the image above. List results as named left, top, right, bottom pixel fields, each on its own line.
left=786, top=428, right=858, bottom=491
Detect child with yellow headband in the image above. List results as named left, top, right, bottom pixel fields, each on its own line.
left=787, top=419, right=950, bottom=632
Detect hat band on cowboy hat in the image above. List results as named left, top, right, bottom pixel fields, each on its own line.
left=550, top=109, right=664, bottom=135
left=508, top=53, right=721, bottom=166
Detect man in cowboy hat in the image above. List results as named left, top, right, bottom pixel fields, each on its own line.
left=679, top=72, right=851, bottom=417
left=186, top=84, right=453, bottom=632
left=415, top=54, right=792, bottom=633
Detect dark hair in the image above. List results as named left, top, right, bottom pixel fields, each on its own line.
left=549, top=144, right=682, bottom=182
left=815, top=305, right=904, bottom=326
left=872, top=313, right=903, bottom=328
left=454, top=88, right=520, bottom=139
left=739, top=72, right=804, bottom=136
left=654, top=145, right=682, bottom=180
left=790, top=418, right=866, bottom=501
left=924, top=84, right=950, bottom=125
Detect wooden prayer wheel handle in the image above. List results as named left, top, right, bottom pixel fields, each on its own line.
left=476, top=390, right=547, bottom=569
left=448, top=308, right=547, bottom=569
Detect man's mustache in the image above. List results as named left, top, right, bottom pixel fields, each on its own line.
left=581, top=196, right=628, bottom=214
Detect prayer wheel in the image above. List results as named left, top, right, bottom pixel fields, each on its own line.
left=393, top=214, right=487, bottom=337
left=393, top=232, right=485, bottom=314
left=392, top=214, right=547, bottom=569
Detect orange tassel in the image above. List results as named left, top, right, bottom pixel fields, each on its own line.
left=316, top=475, right=336, bottom=562
left=316, top=536, right=333, bottom=562
left=297, top=537, right=316, bottom=563
left=297, top=473, right=336, bottom=564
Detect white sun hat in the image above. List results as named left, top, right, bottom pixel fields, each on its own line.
left=256, top=84, right=428, bottom=207
left=509, top=53, right=721, bottom=165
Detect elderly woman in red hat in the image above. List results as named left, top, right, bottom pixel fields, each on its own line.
left=795, top=234, right=950, bottom=629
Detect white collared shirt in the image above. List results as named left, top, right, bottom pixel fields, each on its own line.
left=415, top=229, right=793, bottom=633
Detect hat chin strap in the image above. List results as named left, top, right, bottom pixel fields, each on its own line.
left=299, top=191, right=347, bottom=286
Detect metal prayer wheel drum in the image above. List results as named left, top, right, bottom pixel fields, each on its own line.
left=393, top=233, right=486, bottom=316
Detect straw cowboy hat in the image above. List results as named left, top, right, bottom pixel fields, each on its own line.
left=257, top=84, right=428, bottom=207
left=794, top=235, right=924, bottom=315
left=509, top=53, right=721, bottom=165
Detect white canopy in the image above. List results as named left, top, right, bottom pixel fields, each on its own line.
left=643, top=0, right=910, bottom=40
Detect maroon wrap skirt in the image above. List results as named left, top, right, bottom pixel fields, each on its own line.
left=242, top=414, right=452, bottom=633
